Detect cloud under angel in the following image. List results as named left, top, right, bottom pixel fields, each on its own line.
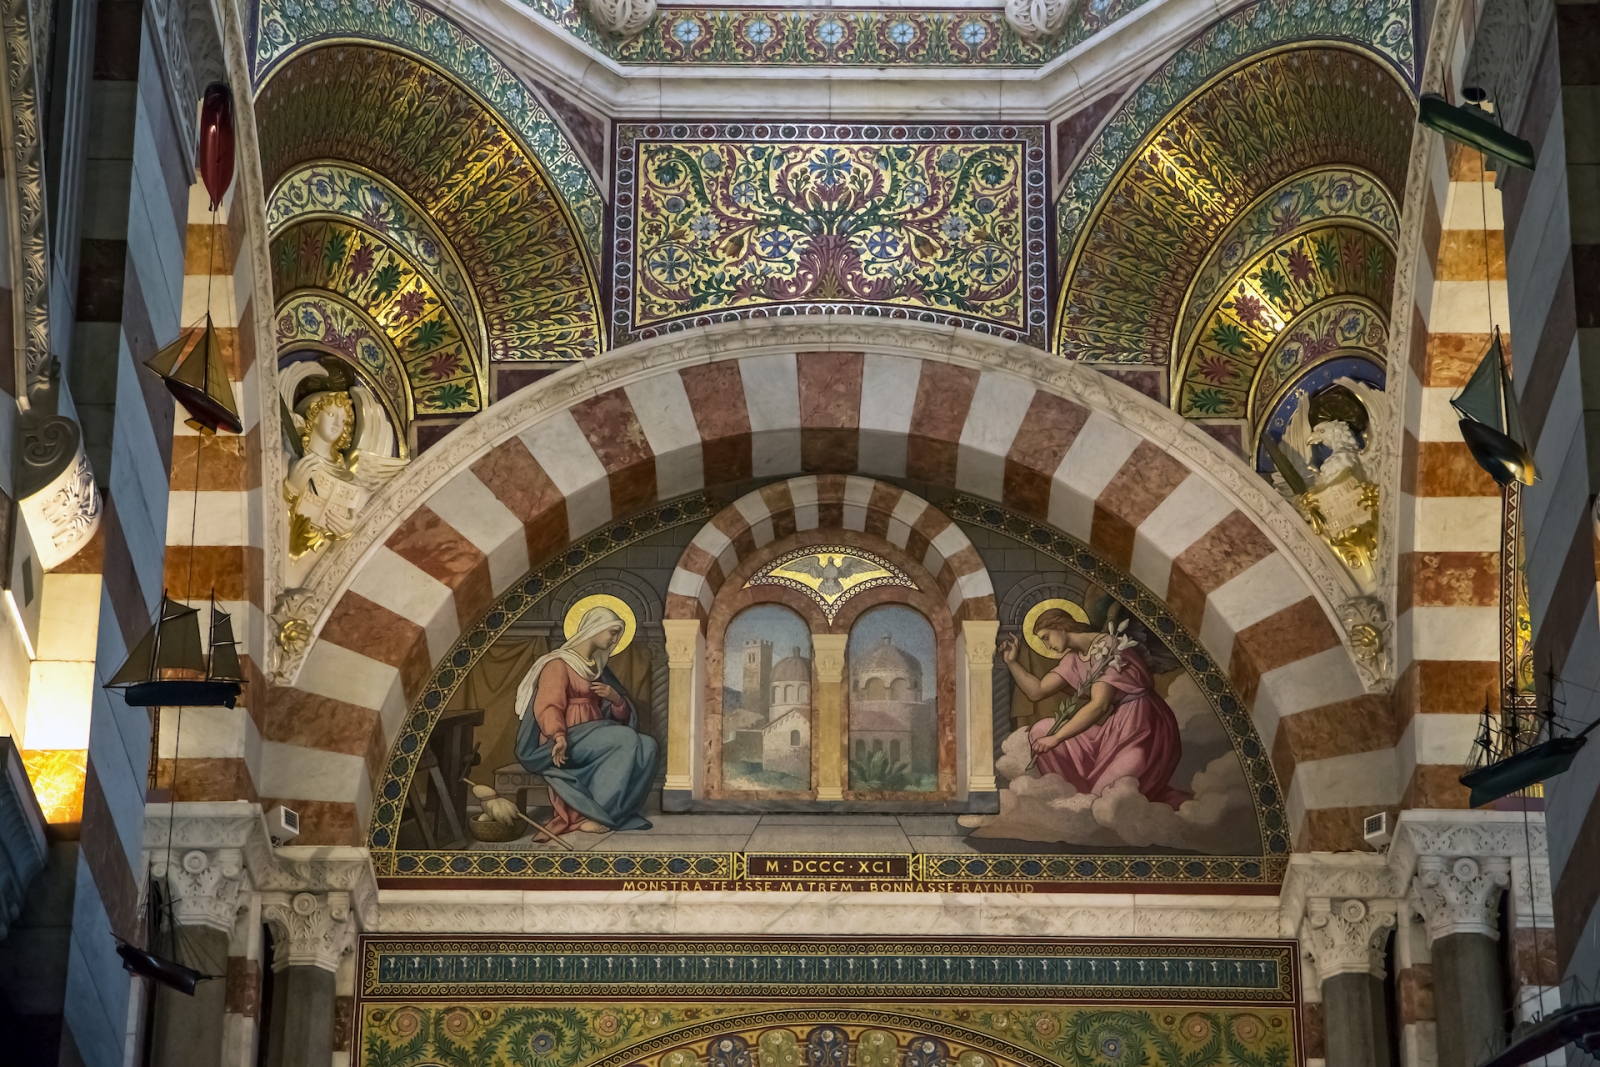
left=970, top=674, right=1261, bottom=855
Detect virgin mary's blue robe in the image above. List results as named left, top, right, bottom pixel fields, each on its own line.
left=514, top=665, right=656, bottom=831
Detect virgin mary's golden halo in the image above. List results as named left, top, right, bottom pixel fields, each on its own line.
left=563, top=594, right=637, bottom=654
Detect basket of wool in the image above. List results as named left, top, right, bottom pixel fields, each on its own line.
left=464, top=784, right=529, bottom=842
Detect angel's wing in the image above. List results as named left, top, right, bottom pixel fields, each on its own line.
left=351, top=384, right=398, bottom=458
left=782, top=556, right=827, bottom=578
left=1282, top=390, right=1316, bottom=477
left=1336, top=377, right=1391, bottom=451
left=278, top=360, right=324, bottom=415
left=350, top=451, right=408, bottom=491
left=833, top=555, right=878, bottom=579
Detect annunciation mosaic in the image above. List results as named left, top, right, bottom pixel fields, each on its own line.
left=366, top=491, right=1289, bottom=892
left=613, top=124, right=1047, bottom=346
left=356, top=938, right=1300, bottom=1067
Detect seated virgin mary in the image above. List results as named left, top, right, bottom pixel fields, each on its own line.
left=513, top=606, right=658, bottom=836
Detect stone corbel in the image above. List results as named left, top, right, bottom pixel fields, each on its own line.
left=1302, top=898, right=1399, bottom=983
left=261, top=891, right=356, bottom=972
left=1410, top=855, right=1510, bottom=942
left=151, top=847, right=247, bottom=933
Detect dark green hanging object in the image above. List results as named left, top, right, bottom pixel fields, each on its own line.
left=1418, top=93, right=1536, bottom=170
left=1450, top=329, right=1537, bottom=487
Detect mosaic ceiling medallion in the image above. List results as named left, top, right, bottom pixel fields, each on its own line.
left=748, top=546, right=914, bottom=621
left=612, top=122, right=1048, bottom=346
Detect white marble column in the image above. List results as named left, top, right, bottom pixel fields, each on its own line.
left=961, top=619, right=999, bottom=804
left=1410, top=856, right=1509, bottom=1067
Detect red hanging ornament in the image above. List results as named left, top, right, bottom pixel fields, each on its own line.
left=197, top=83, right=235, bottom=210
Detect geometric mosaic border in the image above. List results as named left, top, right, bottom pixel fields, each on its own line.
left=359, top=937, right=1299, bottom=1001
left=259, top=0, right=1159, bottom=69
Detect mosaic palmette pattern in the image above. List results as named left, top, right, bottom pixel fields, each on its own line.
left=1175, top=224, right=1395, bottom=422
left=256, top=0, right=1153, bottom=70
left=253, top=0, right=604, bottom=262
left=267, top=164, right=481, bottom=348
left=1177, top=169, right=1399, bottom=352
left=1056, top=46, right=1413, bottom=364
left=614, top=123, right=1047, bottom=345
left=272, top=218, right=485, bottom=414
left=257, top=45, right=606, bottom=362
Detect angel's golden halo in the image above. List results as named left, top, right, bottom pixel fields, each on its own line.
left=1021, top=598, right=1089, bottom=659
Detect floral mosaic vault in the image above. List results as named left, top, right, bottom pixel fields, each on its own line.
left=613, top=124, right=1048, bottom=346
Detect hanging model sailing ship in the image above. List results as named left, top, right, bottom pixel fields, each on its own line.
left=1451, top=327, right=1538, bottom=487
left=144, top=314, right=243, bottom=435
left=104, top=593, right=244, bottom=708
left=1459, top=668, right=1594, bottom=809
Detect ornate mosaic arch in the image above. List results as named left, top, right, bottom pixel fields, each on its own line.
left=256, top=43, right=605, bottom=365
left=252, top=1, right=603, bottom=259
left=1054, top=47, right=1412, bottom=371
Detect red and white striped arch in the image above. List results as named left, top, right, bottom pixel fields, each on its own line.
left=262, top=318, right=1380, bottom=846
left=665, top=477, right=996, bottom=625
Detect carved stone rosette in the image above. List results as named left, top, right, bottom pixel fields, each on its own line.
left=152, top=848, right=247, bottom=933
left=261, top=891, right=356, bottom=972
left=1411, top=855, right=1510, bottom=942
left=1004, top=0, right=1075, bottom=39
left=1302, top=898, right=1398, bottom=981
left=586, top=0, right=655, bottom=36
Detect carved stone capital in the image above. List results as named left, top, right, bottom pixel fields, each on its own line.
left=1411, top=855, right=1510, bottom=942
left=262, top=891, right=356, bottom=972
left=1302, top=898, right=1398, bottom=981
left=152, top=848, right=246, bottom=933
left=962, top=619, right=1000, bottom=665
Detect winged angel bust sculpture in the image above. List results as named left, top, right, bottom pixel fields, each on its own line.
left=279, top=359, right=408, bottom=584
left=1267, top=378, right=1390, bottom=592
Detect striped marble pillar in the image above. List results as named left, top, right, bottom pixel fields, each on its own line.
left=1396, top=139, right=1507, bottom=811
left=160, top=179, right=265, bottom=809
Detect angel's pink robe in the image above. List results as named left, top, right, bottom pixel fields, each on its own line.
left=1027, top=647, right=1189, bottom=809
